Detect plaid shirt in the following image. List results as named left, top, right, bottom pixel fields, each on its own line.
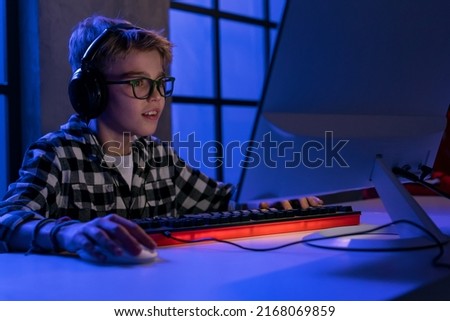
left=0, top=114, right=234, bottom=251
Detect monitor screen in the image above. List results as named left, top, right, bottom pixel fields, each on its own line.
left=236, top=0, right=450, bottom=249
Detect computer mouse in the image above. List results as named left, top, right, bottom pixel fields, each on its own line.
left=77, top=245, right=158, bottom=265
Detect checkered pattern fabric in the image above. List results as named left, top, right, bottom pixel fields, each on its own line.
left=0, top=114, right=234, bottom=250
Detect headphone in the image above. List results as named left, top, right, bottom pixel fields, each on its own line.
left=68, top=24, right=139, bottom=120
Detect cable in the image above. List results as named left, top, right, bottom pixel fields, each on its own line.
left=161, top=220, right=450, bottom=269
left=164, top=230, right=307, bottom=252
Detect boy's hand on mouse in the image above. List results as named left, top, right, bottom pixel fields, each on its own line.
left=54, top=214, right=156, bottom=262
left=259, top=196, right=324, bottom=210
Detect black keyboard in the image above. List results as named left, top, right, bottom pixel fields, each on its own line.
left=134, top=205, right=361, bottom=246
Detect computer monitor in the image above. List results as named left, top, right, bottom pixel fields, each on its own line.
left=236, top=0, right=450, bottom=250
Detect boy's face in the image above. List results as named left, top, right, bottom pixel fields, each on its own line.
left=98, top=49, right=166, bottom=141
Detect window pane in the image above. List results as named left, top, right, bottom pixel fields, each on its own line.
left=269, top=0, right=286, bottom=59
left=219, top=0, right=264, bottom=19
left=270, top=28, right=278, bottom=58
left=270, top=0, right=286, bottom=22
left=0, top=0, right=6, bottom=83
left=172, top=0, right=213, bottom=8
left=171, top=103, right=217, bottom=179
left=220, top=20, right=265, bottom=100
left=0, top=95, right=7, bottom=196
left=222, top=106, right=258, bottom=185
left=0, top=0, right=6, bottom=196
left=170, top=10, right=214, bottom=97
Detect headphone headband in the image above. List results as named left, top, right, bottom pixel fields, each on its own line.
left=81, top=24, right=139, bottom=66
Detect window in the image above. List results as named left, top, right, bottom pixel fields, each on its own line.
left=0, top=0, right=7, bottom=196
left=170, top=0, right=286, bottom=186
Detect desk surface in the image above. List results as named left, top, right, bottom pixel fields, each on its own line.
left=1, top=196, right=450, bottom=301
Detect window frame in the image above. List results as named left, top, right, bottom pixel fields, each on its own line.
left=170, top=0, right=281, bottom=182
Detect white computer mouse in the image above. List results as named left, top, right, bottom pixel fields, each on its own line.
left=77, top=245, right=158, bottom=265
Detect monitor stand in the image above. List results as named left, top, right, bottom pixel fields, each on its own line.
left=303, top=156, right=449, bottom=250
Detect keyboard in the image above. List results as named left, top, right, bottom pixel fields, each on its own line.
left=134, top=205, right=361, bottom=246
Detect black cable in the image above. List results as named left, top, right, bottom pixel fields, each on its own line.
left=162, top=220, right=450, bottom=269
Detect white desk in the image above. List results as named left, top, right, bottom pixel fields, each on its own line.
left=1, top=196, right=450, bottom=300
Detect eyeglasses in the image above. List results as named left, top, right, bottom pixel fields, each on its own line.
left=106, top=76, right=175, bottom=99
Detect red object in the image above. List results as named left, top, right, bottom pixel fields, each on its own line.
left=149, top=213, right=361, bottom=247
left=431, top=109, right=450, bottom=195
left=363, top=109, right=450, bottom=199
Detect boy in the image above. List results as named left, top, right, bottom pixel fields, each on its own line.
left=0, top=15, right=237, bottom=262
left=0, top=15, right=321, bottom=263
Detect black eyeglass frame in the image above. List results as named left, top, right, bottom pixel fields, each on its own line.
left=105, top=76, right=175, bottom=99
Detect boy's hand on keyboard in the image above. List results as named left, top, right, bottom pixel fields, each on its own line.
left=298, top=196, right=324, bottom=208
left=259, top=196, right=323, bottom=210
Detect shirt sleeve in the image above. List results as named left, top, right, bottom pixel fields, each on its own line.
left=0, top=142, right=61, bottom=252
left=169, top=148, right=235, bottom=214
